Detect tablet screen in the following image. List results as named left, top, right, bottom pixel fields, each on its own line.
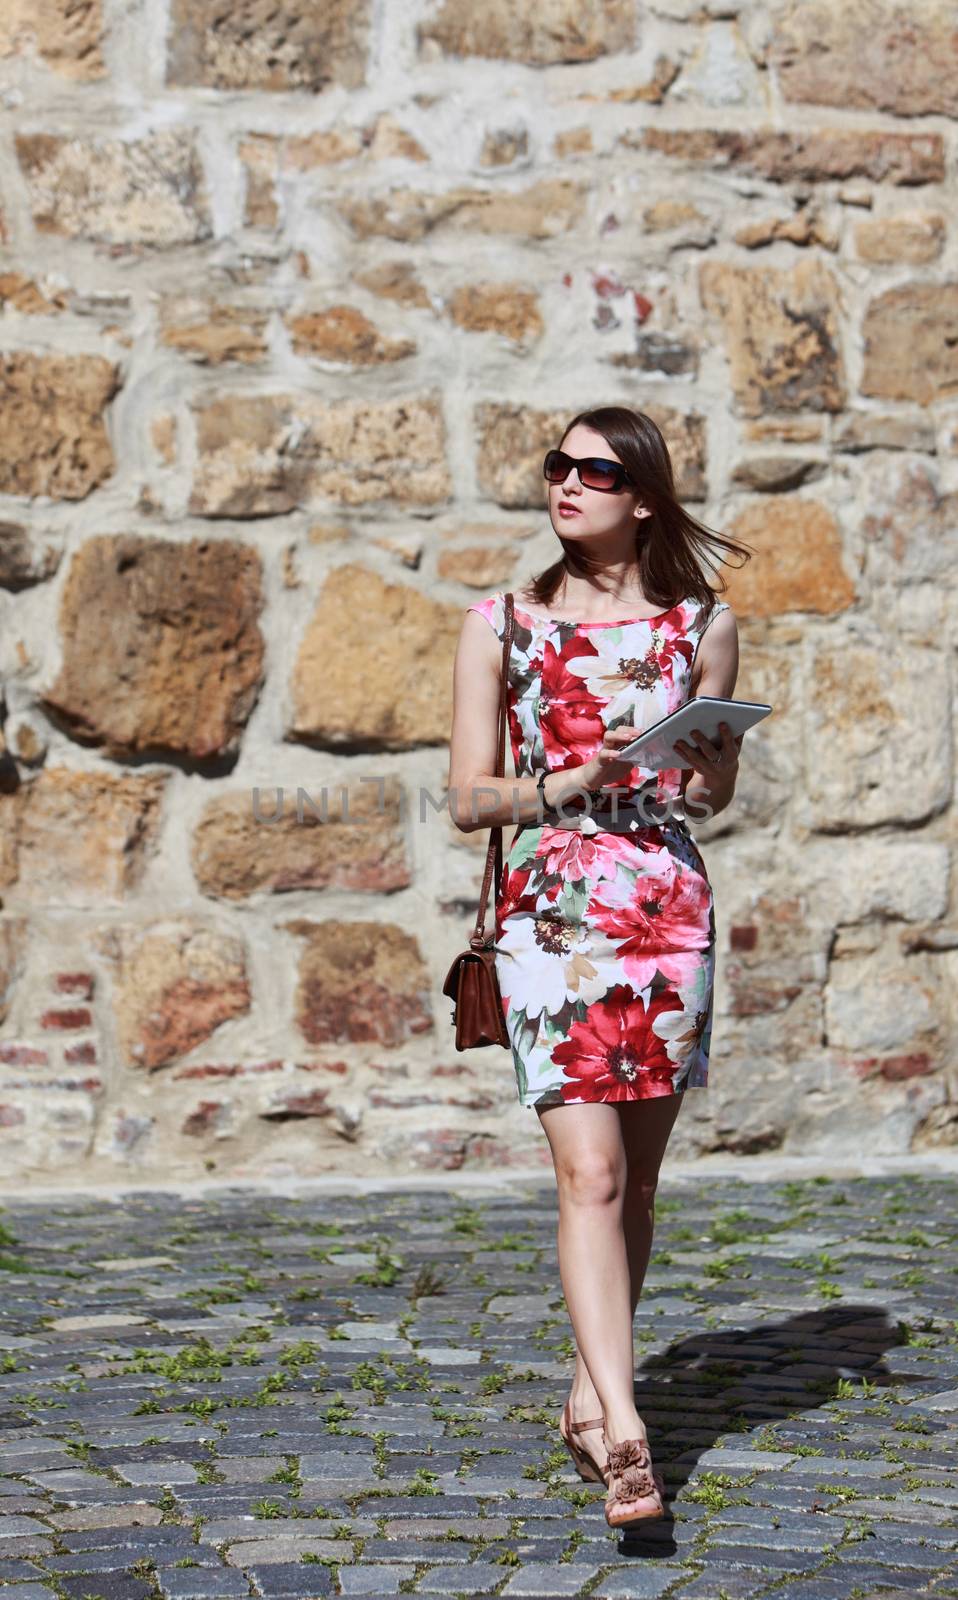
left=617, top=697, right=772, bottom=771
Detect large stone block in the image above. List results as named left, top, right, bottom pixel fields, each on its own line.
left=854, top=213, right=945, bottom=266
left=729, top=453, right=825, bottom=493
left=860, top=456, right=958, bottom=589
left=699, top=1052, right=798, bottom=1156
left=188, top=393, right=450, bottom=517
left=167, top=0, right=371, bottom=91
left=447, top=285, right=543, bottom=346
left=798, top=838, right=949, bottom=928
left=833, top=412, right=936, bottom=454
left=335, top=179, right=586, bottom=244
left=802, top=638, right=950, bottom=830
left=825, top=929, right=943, bottom=1057
left=767, top=0, right=958, bottom=118
left=860, top=283, right=958, bottom=406
left=191, top=777, right=411, bottom=900
left=719, top=832, right=953, bottom=934
left=158, top=301, right=270, bottom=366
left=289, top=566, right=462, bottom=750
left=638, top=126, right=944, bottom=186
left=283, top=305, right=417, bottom=365
left=417, top=0, right=638, bottom=64
left=41, top=536, right=265, bottom=761
left=15, top=130, right=212, bottom=248
left=97, top=920, right=251, bottom=1071
left=0, top=352, right=118, bottom=501
left=0, top=0, right=105, bottom=80
left=0, top=770, right=167, bottom=906
left=700, top=259, right=845, bottom=417
left=286, top=918, right=433, bottom=1046
left=723, top=500, right=855, bottom=618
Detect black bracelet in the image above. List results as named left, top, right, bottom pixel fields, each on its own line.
left=536, top=769, right=557, bottom=812
left=537, top=771, right=608, bottom=813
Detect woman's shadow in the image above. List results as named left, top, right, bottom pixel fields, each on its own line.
left=613, top=1303, right=923, bottom=1553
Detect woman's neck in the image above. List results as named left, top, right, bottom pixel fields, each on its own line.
left=518, top=577, right=658, bottom=619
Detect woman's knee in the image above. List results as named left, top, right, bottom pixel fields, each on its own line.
left=619, top=1095, right=683, bottom=1193
left=555, top=1153, right=625, bottom=1208
left=624, top=1166, right=659, bottom=1206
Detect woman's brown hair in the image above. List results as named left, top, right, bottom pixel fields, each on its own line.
left=525, top=405, right=753, bottom=615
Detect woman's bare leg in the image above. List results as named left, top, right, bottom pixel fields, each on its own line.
left=538, top=1103, right=621, bottom=1466
left=538, top=1094, right=684, bottom=1469
left=619, top=1093, right=685, bottom=1317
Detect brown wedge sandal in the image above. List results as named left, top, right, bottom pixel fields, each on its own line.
left=558, top=1396, right=610, bottom=1484
left=603, top=1433, right=666, bottom=1527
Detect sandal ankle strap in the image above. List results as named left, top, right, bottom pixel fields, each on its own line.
left=569, top=1415, right=604, bottom=1434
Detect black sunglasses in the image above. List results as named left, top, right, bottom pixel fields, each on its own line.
left=543, top=449, right=634, bottom=494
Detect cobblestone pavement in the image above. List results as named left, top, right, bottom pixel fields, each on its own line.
left=1, top=1171, right=957, bottom=1600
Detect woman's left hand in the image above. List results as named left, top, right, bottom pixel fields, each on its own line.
left=674, top=721, right=744, bottom=778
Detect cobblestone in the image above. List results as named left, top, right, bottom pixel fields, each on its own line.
left=0, top=1170, right=956, bottom=1598
left=154, top=1571, right=251, bottom=1598
left=499, top=1564, right=600, bottom=1593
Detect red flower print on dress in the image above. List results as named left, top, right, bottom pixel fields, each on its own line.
left=494, top=860, right=534, bottom=941
left=587, top=845, right=712, bottom=992
left=552, top=984, right=682, bottom=1100
left=653, top=611, right=695, bottom=680
left=538, top=639, right=607, bottom=760
left=507, top=702, right=524, bottom=766
left=535, top=829, right=644, bottom=887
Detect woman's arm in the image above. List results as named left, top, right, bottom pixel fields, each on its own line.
left=446, top=611, right=594, bottom=832
left=678, top=607, right=741, bottom=819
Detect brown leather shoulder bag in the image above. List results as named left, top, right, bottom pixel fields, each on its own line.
left=441, top=591, right=516, bottom=1050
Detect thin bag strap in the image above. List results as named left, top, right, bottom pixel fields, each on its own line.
left=471, top=592, right=515, bottom=948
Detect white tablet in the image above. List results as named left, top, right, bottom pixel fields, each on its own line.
left=617, top=696, right=772, bottom=771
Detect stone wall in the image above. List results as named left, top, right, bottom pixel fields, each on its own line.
left=0, top=0, right=955, bottom=1186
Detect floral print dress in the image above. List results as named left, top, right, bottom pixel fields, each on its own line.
left=465, top=592, right=732, bottom=1110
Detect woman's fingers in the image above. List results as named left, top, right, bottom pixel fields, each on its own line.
left=597, top=727, right=640, bottom=768
left=604, top=722, right=741, bottom=771
left=720, top=722, right=741, bottom=761
left=676, top=730, right=713, bottom=761
left=675, top=722, right=736, bottom=768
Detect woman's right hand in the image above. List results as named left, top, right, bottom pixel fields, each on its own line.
left=577, top=725, right=645, bottom=794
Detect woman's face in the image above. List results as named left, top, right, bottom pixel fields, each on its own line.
left=547, top=424, right=651, bottom=543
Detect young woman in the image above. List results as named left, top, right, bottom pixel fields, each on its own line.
left=447, top=405, right=753, bottom=1528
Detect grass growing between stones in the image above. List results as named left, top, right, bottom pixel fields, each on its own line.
left=1, top=1175, right=956, bottom=1597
